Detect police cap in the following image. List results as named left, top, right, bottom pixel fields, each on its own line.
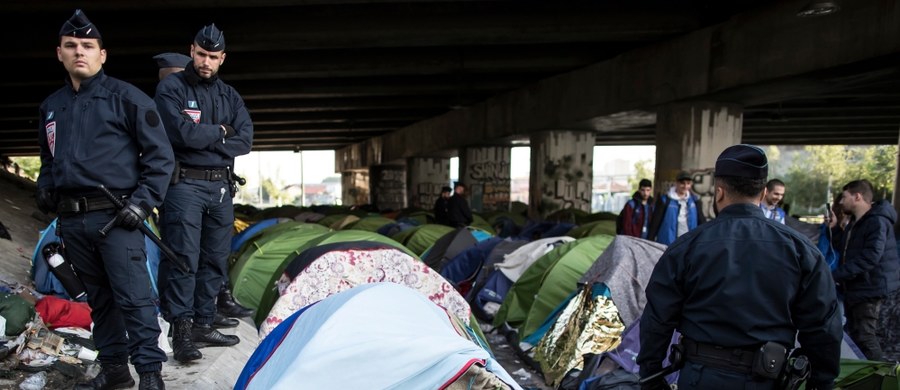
left=195, top=23, right=225, bottom=52
left=59, top=9, right=101, bottom=40
left=715, top=144, right=768, bottom=179
left=153, top=53, right=191, bottom=69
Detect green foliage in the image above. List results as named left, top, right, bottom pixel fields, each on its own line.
left=628, top=159, right=654, bottom=191
left=781, top=145, right=896, bottom=216
left=10, top=157, right=41, bottom=180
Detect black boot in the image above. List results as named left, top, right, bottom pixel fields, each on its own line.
left=212, top=313, right=239, bottom=329
left=172, top=319, right=202, bottom=363
left=217, top=283, right=255, bottom=318
left=73, top=363, right=134, bottom=390
left=138, top=371, right=165, bottom=390
left=192, top=323, right=240, bottom=347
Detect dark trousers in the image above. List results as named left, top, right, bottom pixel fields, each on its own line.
left=846, top=298, right=883, bottom=360
left=677, top=362, right=778, bottom=390
left=159, top=179, right=232, bottom=326
left=59, top=210, right=165, bottom=372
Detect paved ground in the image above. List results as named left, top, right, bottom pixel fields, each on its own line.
left=0, top=171, right=552, bottom=390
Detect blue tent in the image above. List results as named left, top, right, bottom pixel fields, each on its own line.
left=231, top=218, right=280, bottom=253
left=236, top=283, right=522, bottom=390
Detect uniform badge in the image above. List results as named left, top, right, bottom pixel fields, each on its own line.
left=46, top=111, right=54, bottom=121
left=183, top=109, right=201, bottom=124
left=45, top=121, right=57, bottom=157
left=188, top=101, right=198, bottom=109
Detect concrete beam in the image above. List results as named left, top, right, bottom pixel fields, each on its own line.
left=338, top=0, right=900, bottom=167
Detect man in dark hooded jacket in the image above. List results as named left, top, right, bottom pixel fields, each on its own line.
left=830, top=179, right=900, bottom=361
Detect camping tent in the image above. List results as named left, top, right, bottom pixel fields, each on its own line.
left=259, top=241, right=470, bottom=338
left=229, top=222, right=331, bottom=317
left=530, top=236, right=667, bottom=386
left=392, top=224, right=455, bottom=256
left=343, top=215, right=395, bottom=232
left=230, top=217, right=282, bottom=253
left=237, top=283, right=522, bottom=390
left=493, top=234, right=615, bottom=340
left=253, top=229, right=417, bottom=325
left=566, top=220, right=617, bottom=239
left=421, top=227, right=486, bottom=271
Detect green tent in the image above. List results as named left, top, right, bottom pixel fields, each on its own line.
left=829, top=359, right=899, bottom=390
left=391, top=224, right=454, bottom=256
left=567, top=220, right=617, bottom=239
left=317, top=213, right=360, bottom=230
left=229, top=222, right=331, bottom=315
left=254, top=229, right=417, bottom=325
left=471, top=214, right=496, bottom=235
left=343, top=216, right=395, bottom=232
left=493, top=234, right=615, bottom=339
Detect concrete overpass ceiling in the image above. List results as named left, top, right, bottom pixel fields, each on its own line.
left=0, top=0, right=774, bottom=156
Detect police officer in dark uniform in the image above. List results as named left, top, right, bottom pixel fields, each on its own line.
left=37, top=10, right=173, bottom=390
left=638, top=145, right=842, bottom=390
left=154, top=23, right=253, bottom=363
left=152, top=52, right=249, bottom=330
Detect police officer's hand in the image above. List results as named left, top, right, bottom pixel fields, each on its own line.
left=36, top=188, right=58, bottom=214
left=115, top=202, right=148, bottom=231
left=221, top=124, right=236, bottom=138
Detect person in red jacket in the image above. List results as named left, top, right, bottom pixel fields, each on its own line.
left=619, top=179, right=654, bottom=239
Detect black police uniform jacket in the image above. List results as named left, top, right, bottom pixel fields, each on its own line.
left=832, top=200, right=900, bottom=304
left=638, top=203, right=842, bottom=389
left=37, top=69, right=174, bottom=211
left=154, top=61, right=253, bottom=168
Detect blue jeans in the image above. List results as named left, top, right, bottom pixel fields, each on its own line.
left=159, top=179, right=232, bottom=325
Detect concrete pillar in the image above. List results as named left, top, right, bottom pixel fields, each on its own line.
left=529, top=131, right=594, bottom=219
left=341, top=170, right=370, bottom=206
left=654, top=102, right=743, bottom=218
left=370, top=165, right=406, bottom=212
left=459, top=146, right=511, bottom=213
left=407, top=157, right=450, bottom=210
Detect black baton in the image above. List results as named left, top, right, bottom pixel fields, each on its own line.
left=96, top=185, right=190, bottom=274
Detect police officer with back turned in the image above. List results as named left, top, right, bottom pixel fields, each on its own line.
left=638, top=145, right=842, bottom=390
left=154, top=23, right=253, bottom=363
left=37, top=9, right=173, bottom=390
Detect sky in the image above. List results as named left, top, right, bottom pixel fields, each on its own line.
left=233, top=145, right=656, bottom=186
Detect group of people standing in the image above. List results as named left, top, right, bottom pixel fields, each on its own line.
left=433, top=182, right=473, bottom=228
left=619, top=148, right=898, bottom=389
left=35, top=10, right=254, bottom=390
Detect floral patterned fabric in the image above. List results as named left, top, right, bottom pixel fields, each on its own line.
left=260, top=248, right=471, bottom=338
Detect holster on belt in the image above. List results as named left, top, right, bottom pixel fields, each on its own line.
left=683, top=338, right=786, bottom=379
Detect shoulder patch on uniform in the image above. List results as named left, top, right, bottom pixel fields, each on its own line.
left=46, top=111, right=54, bottom=120
left=146, top=111, right=160, bottom=127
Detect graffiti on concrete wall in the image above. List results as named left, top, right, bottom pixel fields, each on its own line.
left=539, top=154, right=592, bottom=214
left=464, top=147, right=511, bottom=212
left=373, top=168, right=405, bottom=211
left=466, top=161, right=511, bottom=212
left=408, top=158, right=449, bottom=209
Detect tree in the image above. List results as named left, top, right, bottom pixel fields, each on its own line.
left=783, top=145, right=896, bottom=215
left=628, top=159, right=655, bottom=191
left=10, top=156, right=41, bottom=180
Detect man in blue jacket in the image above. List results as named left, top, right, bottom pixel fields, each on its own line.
left=830, top=179, right=900, bottom=361
left=647, top=171, right=705, bottom=245
left=155, top=23, right=253, bottom=363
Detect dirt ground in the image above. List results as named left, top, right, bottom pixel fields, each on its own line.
left=0, top=171, right=553, bottom=390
